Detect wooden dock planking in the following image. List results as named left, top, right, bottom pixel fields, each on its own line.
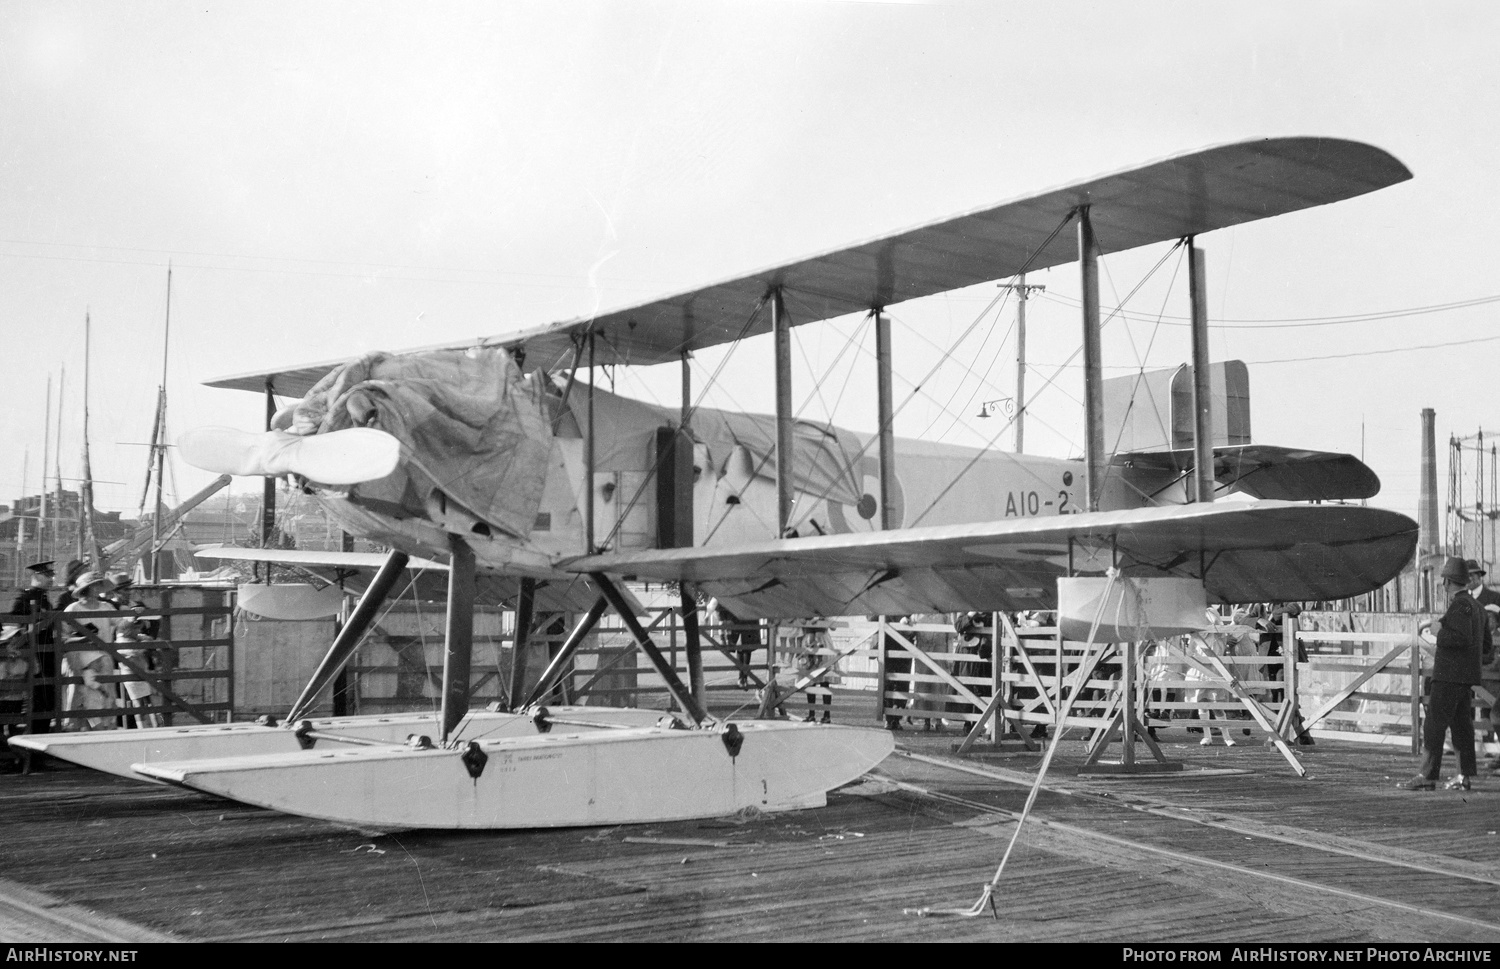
left=2, top=730, right=1499, bottom=942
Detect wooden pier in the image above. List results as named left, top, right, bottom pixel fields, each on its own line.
left=2, top=729, right=1498, bottom=943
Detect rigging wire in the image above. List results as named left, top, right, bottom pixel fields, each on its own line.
left=696, top=315, right=884, bottom=545
left=777, top=212, right=1084, bottom=531
left=1094, top=241, right=1189, bottom=502
left=595, top=295, right=769, bottom=551
left=793, top=313, right=872, bottom=424
left=908, top=231, right=1184, bottom=526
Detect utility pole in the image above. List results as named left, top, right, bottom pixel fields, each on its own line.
left=998, top=275, right=1044, bottom=453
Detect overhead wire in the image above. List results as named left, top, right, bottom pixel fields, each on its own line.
left=924, top=295, right=1017, bottom=443
left=889, top=308, right=1084, bottom=450
left=1245, top=333, right=1500, bottom=365
left=1039, top=289, right=1500, bottom=327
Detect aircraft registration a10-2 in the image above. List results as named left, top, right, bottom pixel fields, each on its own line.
left=14, top=136, right=1420, bottom=832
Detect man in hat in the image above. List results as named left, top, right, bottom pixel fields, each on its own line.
left=1462, top=559, right=1497, bottom=715
left=53, top=559, right=86, bottom=612
left=1467, top=561, right=1500, bottom=766
left=1466, top=560, right=1500, bottom=614
left=1400, top=555, right=1484, bottom=790
left=104, top=572, right=157, bottom=638
left=8, top=561, right=59, bottom=735
left=1463, top=560, right=1499, bottom=655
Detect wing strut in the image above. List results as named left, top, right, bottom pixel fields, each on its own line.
left=773, top=288, right=795, bottom=536
left=585, top=330, right=597, bottom=551
left=259, top=378, right=277, bottom=577
left=1079, top=208, right=1104, bottom=511
left=1188, top=239, right=1215, bottom=503
left=875, top=310, right=897, bottom=529
left=591, top=572, right=709, bottom=724
left=284, top=548, right=410, bottom=722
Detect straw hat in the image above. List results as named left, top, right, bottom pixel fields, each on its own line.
left=71, top=570, right=114, bottom=596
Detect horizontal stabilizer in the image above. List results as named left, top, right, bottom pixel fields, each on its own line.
left=1112, top=444, right=1380, bottom=501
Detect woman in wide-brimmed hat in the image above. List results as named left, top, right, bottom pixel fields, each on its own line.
left=61, top=570, right=118, bottom=730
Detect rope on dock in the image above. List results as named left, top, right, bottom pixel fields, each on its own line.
left=905, top=569, right=1122, bottom=918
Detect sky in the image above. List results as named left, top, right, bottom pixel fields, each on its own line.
left=2, top=0, right=1497, bottom=541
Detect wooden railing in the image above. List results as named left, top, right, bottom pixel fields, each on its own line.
left=1, top=598, right=234, bottom=739
left=1291, top=617, right=1495, bottom=753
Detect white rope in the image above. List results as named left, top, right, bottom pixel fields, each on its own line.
left=906, top=567, right=1121, bottom=918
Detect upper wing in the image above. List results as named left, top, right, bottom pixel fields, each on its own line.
left=204, top=137, right=1410, bottom=395
left=565, top=501, right=1416, bottom=619
left=1112, top=445, right=1381, bottom=502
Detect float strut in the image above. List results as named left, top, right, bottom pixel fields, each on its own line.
left=523, top=596, right=609, bottom=708
left=590, top=573, right=709, bottom=725
left=285, top=549, right=409, bottom=723
left=440, top=535, right=476, bottom=742
left=507, top=577, right=536, bottom=709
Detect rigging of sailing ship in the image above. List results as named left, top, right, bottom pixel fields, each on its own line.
left=78, top=311, right=103, bottom=569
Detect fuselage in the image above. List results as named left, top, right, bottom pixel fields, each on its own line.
left=311, top=381, right=1181, bottom=581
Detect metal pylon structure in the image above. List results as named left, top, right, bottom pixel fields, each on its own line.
left=1446, top=429, right=1499, bottom=569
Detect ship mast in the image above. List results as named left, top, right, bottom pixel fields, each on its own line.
left=40, top=372, right=51, bottom=565
left=151, top=267, right=172, bottom=582
left=54, top=367, right=65, bottom=565
left=79, top=311, right=102, bottom=568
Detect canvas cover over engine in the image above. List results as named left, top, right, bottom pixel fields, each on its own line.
left=279, top=348, right=552, bottom=540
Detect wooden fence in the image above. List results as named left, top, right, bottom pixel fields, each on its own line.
left=29, top=589, right=1477, bottom=760
left=1293, top=614, right=1496, bottom=752
left=1, top=590, right=234, bottom=742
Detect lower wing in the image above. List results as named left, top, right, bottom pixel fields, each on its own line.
left=193, top=545, right=607, bottom=612
left=565, top=501, right=1416, bottom=619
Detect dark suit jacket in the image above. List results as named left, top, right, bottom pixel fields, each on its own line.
left=1434, top=591, right=1484, bottom=685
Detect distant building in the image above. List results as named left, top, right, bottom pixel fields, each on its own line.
left=0, top=489, right=133, bottom=586
left=1, top=483, right=382, bottom=595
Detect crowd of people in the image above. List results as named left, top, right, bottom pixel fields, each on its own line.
left=2, top=559, right=165, bottom=738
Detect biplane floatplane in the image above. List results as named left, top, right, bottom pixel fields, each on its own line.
left=13, top=137, right=1420, bottom=831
